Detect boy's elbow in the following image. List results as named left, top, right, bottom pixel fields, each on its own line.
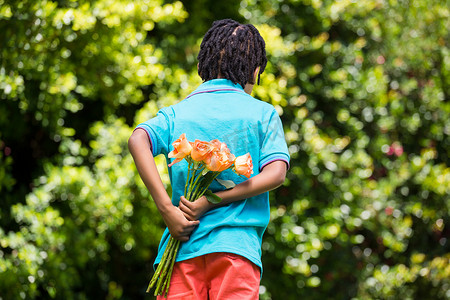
left=271, top=162, right=287, bottom=188
left=261, top=160, right=287, bottom=189
left=274, top=169, right=287, bottom=188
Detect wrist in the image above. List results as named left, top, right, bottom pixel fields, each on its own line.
left=156, top=199, right=174, bottom=215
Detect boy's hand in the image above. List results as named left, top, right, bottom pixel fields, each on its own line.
left=179, top=196, right=213, bottom=221
left=161, top=205, right=200, bottom=242
left=129, top=130, right=199, bottom=241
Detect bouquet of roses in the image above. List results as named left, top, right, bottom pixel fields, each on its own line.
left=147, top=133, right=253, bottom=297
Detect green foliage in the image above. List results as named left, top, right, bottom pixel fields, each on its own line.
left=240, top=0, right=449, bottom=299
left=0, top=118, right=166, bottom=299
left=0, top=0, right=183, bottom=298
left=0, top=0, right=448, bottom=299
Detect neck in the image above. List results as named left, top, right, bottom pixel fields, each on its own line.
left=215, top=75, right=253, bottom=95
left=244, top=83, right=254, bottom=95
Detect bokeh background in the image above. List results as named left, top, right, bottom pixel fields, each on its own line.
left=0, top=0, right=449, bottom=299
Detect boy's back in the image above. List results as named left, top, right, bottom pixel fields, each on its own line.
left=129, top=19, right=290, bottom=299
left=137, top=78, right=289, bottom=273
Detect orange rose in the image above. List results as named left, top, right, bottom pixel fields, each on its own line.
left=168, top=133, right=192, bottom=167
left=210, top=139, right=228, bottom=152
left=205, top=148, right=235, bottom=172
left=191, top=140, right=215, bottom=162
left=234, top=153, right=253, bottom=178
left=210, top=139, right=222, bottom=150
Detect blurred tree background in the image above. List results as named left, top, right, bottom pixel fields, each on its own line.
left=0, top=0, right=448, bottom=299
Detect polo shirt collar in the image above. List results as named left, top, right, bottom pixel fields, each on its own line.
left=195, top=79, right=245, bottom=92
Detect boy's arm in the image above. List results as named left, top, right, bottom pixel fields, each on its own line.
left=128, top=128, right=199, bottom=242
left=179, top=160, right=287, bottom=221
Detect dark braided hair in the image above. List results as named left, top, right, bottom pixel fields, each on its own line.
left=197, top=19, right=267, bottom=89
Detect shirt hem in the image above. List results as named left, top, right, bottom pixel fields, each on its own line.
left=260, top=153, right=290, bottom=171
left=154, top=247, right=263, bottom=278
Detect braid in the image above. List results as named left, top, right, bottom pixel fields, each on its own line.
left=197, top=19, right=267, bottom=88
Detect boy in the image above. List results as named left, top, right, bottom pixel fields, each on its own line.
left=128, top=19, right=289, bottom=299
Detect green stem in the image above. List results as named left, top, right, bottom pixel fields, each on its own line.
left=189, top=162, right=198, bottom=190
left=190, top=176, right=203, bottom=201
left=193, top=172, right=219, bottom=200
left=154, top=239, right=176, bottom=295
left=147, top=237, right=175, bottom=292
left=162, top=239, right=180, bottom=298
left=184, top=160, right=192, bottom=197
left=148, top=166, right=221, bottom=296
left=188, top=166, right=205, bottom=201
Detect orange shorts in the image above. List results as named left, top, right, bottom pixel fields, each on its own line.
left=156, top=252, right=260, bottom=300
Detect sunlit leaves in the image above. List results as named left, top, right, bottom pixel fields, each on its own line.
left=0, top=0, right=448, bottom=299
left=242, top=0, right=449, bottom=299
left=0, top=0, right=186, bottom=298
left=0, top=0, right=188, bottom=134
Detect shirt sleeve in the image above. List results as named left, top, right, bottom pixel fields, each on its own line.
left=134, top=108, right=171, bottom=156
left=259, top=108, right=290, bottom=171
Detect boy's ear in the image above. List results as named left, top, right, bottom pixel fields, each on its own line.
left=253, top=67, right=260, bottom=84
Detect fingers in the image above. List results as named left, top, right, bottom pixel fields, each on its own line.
left=181, top=220, right=200, bottom=232
left=165, top=204, right=200, bottom=241
left=170, top=228, right=191, bottom=241
left=171, top=220, right=199, bottom=241
left=181, top=212, right=191, bottom=221
left=179, top=219, right=200, bottom=234
left=182, top=220, right=199, bottom=236
left=179, top=197, right=188, bottom=211
left=182, top=212, right=194, bottom=221
left=189, top=220, right=200, bottom=226
left=180, top=196, right=193, bottom=208
left=179, top=200, right=192, bottom=219
left=179, top=197, right=197, bottom=220
left=175, top=235, right=189, bottom=242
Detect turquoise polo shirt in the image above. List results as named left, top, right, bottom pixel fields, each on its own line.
left=136, top=79, right=290, bottom=273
